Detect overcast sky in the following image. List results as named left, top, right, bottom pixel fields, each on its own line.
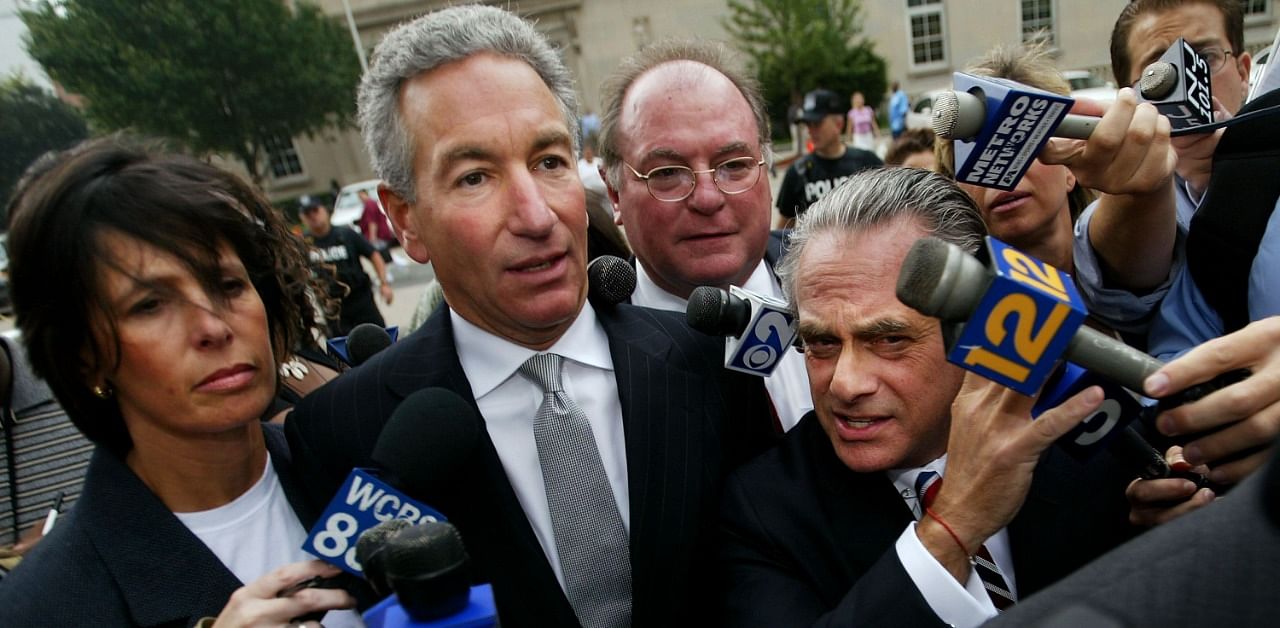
left=1, top=0, right=52, bottom=89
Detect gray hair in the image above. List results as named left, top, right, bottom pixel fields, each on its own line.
left=596, top=39, right=772, bottom=191
left=777, top=168, right=986, bottom=307
left=357, top=5, right=580, bottom=203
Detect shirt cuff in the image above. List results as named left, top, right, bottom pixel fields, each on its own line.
left=895, top=522, right=998, bottom=628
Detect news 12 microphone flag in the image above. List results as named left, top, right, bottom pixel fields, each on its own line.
left=303, top=469, right=448, bottom=576
left=948, top=236, right=1087, bottom=396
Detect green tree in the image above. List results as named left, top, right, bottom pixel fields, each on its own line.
left=723, top=0, right=887, bottom=141
left=0, top=74, right=89, bottom=217
left=21, top=0, right=361, bottom=185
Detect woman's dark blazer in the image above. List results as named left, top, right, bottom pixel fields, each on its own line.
left=0, top=424, right=322, bottom=627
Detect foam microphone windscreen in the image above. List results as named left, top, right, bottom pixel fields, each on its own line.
left=356, top=518, right=414, bottom=597
left=686, top=285, right=750, bottom=337
left=383, top=521, right=472, bottom=621
left=587, top=255, right=637, bottom=307
left=371, top=388, right=480, bottom=496
left=347, top=323, right=393, bottom=366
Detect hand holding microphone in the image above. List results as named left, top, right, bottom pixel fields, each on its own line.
left=211, top=560, right=355, bottom=628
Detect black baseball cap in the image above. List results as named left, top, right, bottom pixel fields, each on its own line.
left=299, top=195, right=325, bottom=212
left=795, top=89, right=847, bottom=123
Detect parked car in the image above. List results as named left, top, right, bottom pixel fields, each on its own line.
left=1063, top=70, right=1118, bottom=107
left=906, top=89, right=949, bottom=130
left=331, top=179, right=383, bottom=233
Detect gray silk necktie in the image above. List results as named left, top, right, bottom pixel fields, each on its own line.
left=519, top=352, right=632, bottom=628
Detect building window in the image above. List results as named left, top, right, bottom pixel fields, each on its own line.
left=906, top=0, right=947, bottom=70
left=265, top=134, right=304, bottom=179
left=1244, top=0, right=1270, bottom=17
left=1021, top=0, right=1055, bottom=47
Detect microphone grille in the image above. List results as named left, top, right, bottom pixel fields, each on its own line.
left=587, top=255, right=637, bottom=307
left=1138, top=62, right=1178, bottom=100
left=686, top=286, right=730, bottom=336
left=382, top=521, right=470, bottom=579
left=895, top=237, right=950, bottom=316
left=931, top=91, right=963, bottom=140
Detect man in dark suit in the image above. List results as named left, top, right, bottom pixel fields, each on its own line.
left=718, top=167, right=1137, bottom=627
left=596, top=40, right=811, bottom=432
left=285, top=6, right=773, bottom=628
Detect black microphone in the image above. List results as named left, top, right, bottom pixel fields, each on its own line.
left=687, top=285, right=752, bottom=337
left=371, top=388, right=481, bottom=498
left=355, top=518, right=413, bottom=597
left=587, top=254, right=637, bottom=307
left=348, top=323, right=394, bottom=366
left=380, top=521, right=474, bottom=621
left=686, top=285, right=799, bottom=377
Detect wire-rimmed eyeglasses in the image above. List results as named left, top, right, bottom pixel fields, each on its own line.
left=624, top=156, right=765, bottom=202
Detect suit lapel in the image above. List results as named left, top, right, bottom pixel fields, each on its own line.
left=806, top=419, right=917, bottom=589
left=78, top=448, right=241, bottom=626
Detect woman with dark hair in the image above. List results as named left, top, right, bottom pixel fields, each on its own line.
left=0, top=137, right=360, bottom=626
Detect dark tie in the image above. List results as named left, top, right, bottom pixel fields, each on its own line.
left=915, top=471, right=1017, bottom=610
left=519, top=353, right=632, bottom=628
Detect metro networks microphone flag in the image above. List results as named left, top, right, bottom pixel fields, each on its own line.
left=951, top=72, right=1074, bottom=192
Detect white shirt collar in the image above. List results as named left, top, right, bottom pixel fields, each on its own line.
left=632, top=258, right=779, bottom=313
left=450, top=301, right=614, bottom=399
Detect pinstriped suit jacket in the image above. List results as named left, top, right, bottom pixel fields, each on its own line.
left=286, top=303, right=776, bottom=627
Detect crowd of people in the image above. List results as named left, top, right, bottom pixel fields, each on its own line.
left=1, top=0, right=1278, bottom=626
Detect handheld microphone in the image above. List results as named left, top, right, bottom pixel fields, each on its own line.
left=360, top=522, right=499, bottom=628
left=1135, top=37, right=1213, bottom=130
left=328, top=325, right=400, bottom=366
left=356, top=518, right=414, bottom=597
left=933, top=72, right=1089, bottom=192
left=686, top=285, right=799, bottom=377
left=349, top=323, right=395, bottom=366
left=586, top=255, right=637, bottom=307
left=897, top=236, right=1250, bottom=476
left=370, top=388, right=480, bottom=498
left=303, top=388, right=472, bottom=576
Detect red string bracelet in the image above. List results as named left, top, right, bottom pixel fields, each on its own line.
left=924, top=506, right=971, bottom=556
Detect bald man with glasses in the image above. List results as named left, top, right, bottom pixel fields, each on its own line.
left=599, top=39, right=813, bottom=432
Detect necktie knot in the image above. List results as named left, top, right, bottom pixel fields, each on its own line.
left=520, top=353, right=565, bottom=394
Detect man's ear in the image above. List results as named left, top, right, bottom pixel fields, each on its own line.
left=603, top=170, right=624, bottom=227
left=378, top=184, right=431, bottom=264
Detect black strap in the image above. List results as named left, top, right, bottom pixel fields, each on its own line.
left=1185, top=88, right=1280, bottom=333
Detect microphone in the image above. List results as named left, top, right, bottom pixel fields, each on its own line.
left=932, top=72, right=1091, bottom=192
left=897, top=236, right=1249, bottom=476
left=1135, top=36, right=1214, bottom=130
left=370, top=388, right=480, bottom=498
left=587, top=254, right=637, bottom=307
left=327, top=324, right=400, bottom=366
left=686, top=285, right=799, bottom=377
left=348, top=323, right=394, bottom=366
left=302, top=389, right=470, bottom=576
left=381, top=522, right=473, bottom=620
left=356, top=518, right=413, bottom=597
left=359, top=522, right=498, bottom=627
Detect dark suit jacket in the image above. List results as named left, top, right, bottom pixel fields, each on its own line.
left=286, top=303, right=775, bottom=627
left=984, top=446, right=1280, bottom=628
left=719, top=413, right=1137, bottom=627
left=0, top=425, right=320, bottom=627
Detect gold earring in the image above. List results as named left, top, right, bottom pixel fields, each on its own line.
left=92, top=384, right=113, bottom=399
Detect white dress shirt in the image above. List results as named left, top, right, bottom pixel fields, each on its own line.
left=630, top=259, right=813, bottom=431
left=451, top=303, right=627, bottom=592
left=888, top=455, right=1016, bottom=628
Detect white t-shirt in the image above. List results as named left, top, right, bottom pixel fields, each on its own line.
left=174, top=455, right=364, bottom=627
